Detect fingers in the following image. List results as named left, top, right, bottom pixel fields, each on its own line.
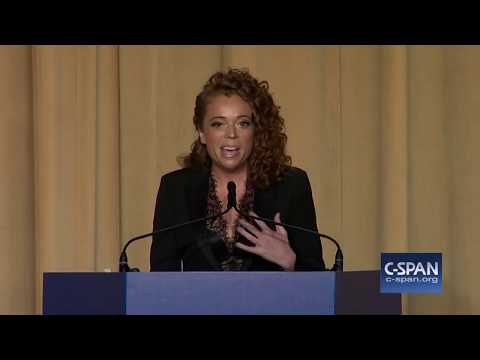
left=235, top=241, right=261, bottom=256
left=274, top=212, right=281, bottom=232
left=240, top=211, right=287, bottom=240
left=236, top=212, right=292, bottom=265
left=274, top=212, right=288, bottom=237
left=248, top=211, right=271, bottom=232
left=236, top=225, right=259, bottom=245
left=238, top=218, right=260, bottom=237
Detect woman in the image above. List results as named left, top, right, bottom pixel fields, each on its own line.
left=150, top=68, right=326, bottom=271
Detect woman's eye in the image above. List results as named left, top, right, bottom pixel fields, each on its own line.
left=239, top=121, right=251, bottom=128
left=211, top=122, right=223, bottom=128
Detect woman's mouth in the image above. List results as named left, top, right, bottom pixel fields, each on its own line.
left=220, top=146, right=240, bottom=158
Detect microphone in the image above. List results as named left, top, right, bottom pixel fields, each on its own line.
left=227, top=181, right=343, bottom=271
left=118, top=202, right=232, bottom=272
left=120, top=180, right=343, bottom=272
left=227, top=181, right=237, bottom=209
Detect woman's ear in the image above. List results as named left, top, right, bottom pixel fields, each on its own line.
left=198, top=130, right=206, bottom=145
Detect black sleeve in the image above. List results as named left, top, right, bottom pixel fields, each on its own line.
left=287, top=170, right=326, bottom=271
left=150, top=175, right=182, bottom=271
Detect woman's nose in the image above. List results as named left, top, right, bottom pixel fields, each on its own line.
left=225, top=124, right=238, bottom=138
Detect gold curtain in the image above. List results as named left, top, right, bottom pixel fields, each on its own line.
left=0, top=45, right=479, bottom=314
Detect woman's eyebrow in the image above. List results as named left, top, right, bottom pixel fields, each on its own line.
left=208, top=114, right=251, bottom=121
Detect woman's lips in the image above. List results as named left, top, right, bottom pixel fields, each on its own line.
left=220, top=146, right=240, bottom=158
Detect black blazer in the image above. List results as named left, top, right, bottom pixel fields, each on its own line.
left=150, top=166, right=326, bottom=271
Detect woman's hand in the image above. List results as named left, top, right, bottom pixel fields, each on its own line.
left=235, top=211, right=296, bottom=271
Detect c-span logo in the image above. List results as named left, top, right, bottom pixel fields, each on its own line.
left=380, top=253, right=442, bottom=293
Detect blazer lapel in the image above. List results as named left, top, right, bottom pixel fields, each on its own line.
left=186, top=167, right=222, bottom=270
left=186, top=167, right=209, bottom=221
left=253, top=186, right=278, bottom=226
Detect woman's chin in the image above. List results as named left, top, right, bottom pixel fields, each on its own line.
left=213, top=160, right=247, bottom=174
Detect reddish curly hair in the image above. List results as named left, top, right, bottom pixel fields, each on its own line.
left=180, top=68, right=291, bottom=189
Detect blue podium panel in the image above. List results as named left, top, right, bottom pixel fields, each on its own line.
left=43, top=271, right=401, bottom=315
left=126, top=272, right=335, bottom=315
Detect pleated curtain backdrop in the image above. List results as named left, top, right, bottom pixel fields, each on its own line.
left=0, top=45, right=479, bottom=314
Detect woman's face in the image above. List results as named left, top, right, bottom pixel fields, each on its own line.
left=199, top=94, right=255, bottom=175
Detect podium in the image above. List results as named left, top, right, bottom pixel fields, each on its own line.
left=43, top=270, right=401, bottom=315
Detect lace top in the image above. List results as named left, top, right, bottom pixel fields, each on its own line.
left=205, top=173, right=255, bottom=270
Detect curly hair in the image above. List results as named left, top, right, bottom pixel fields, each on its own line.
left=180, top=68, right=291, bottom=190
